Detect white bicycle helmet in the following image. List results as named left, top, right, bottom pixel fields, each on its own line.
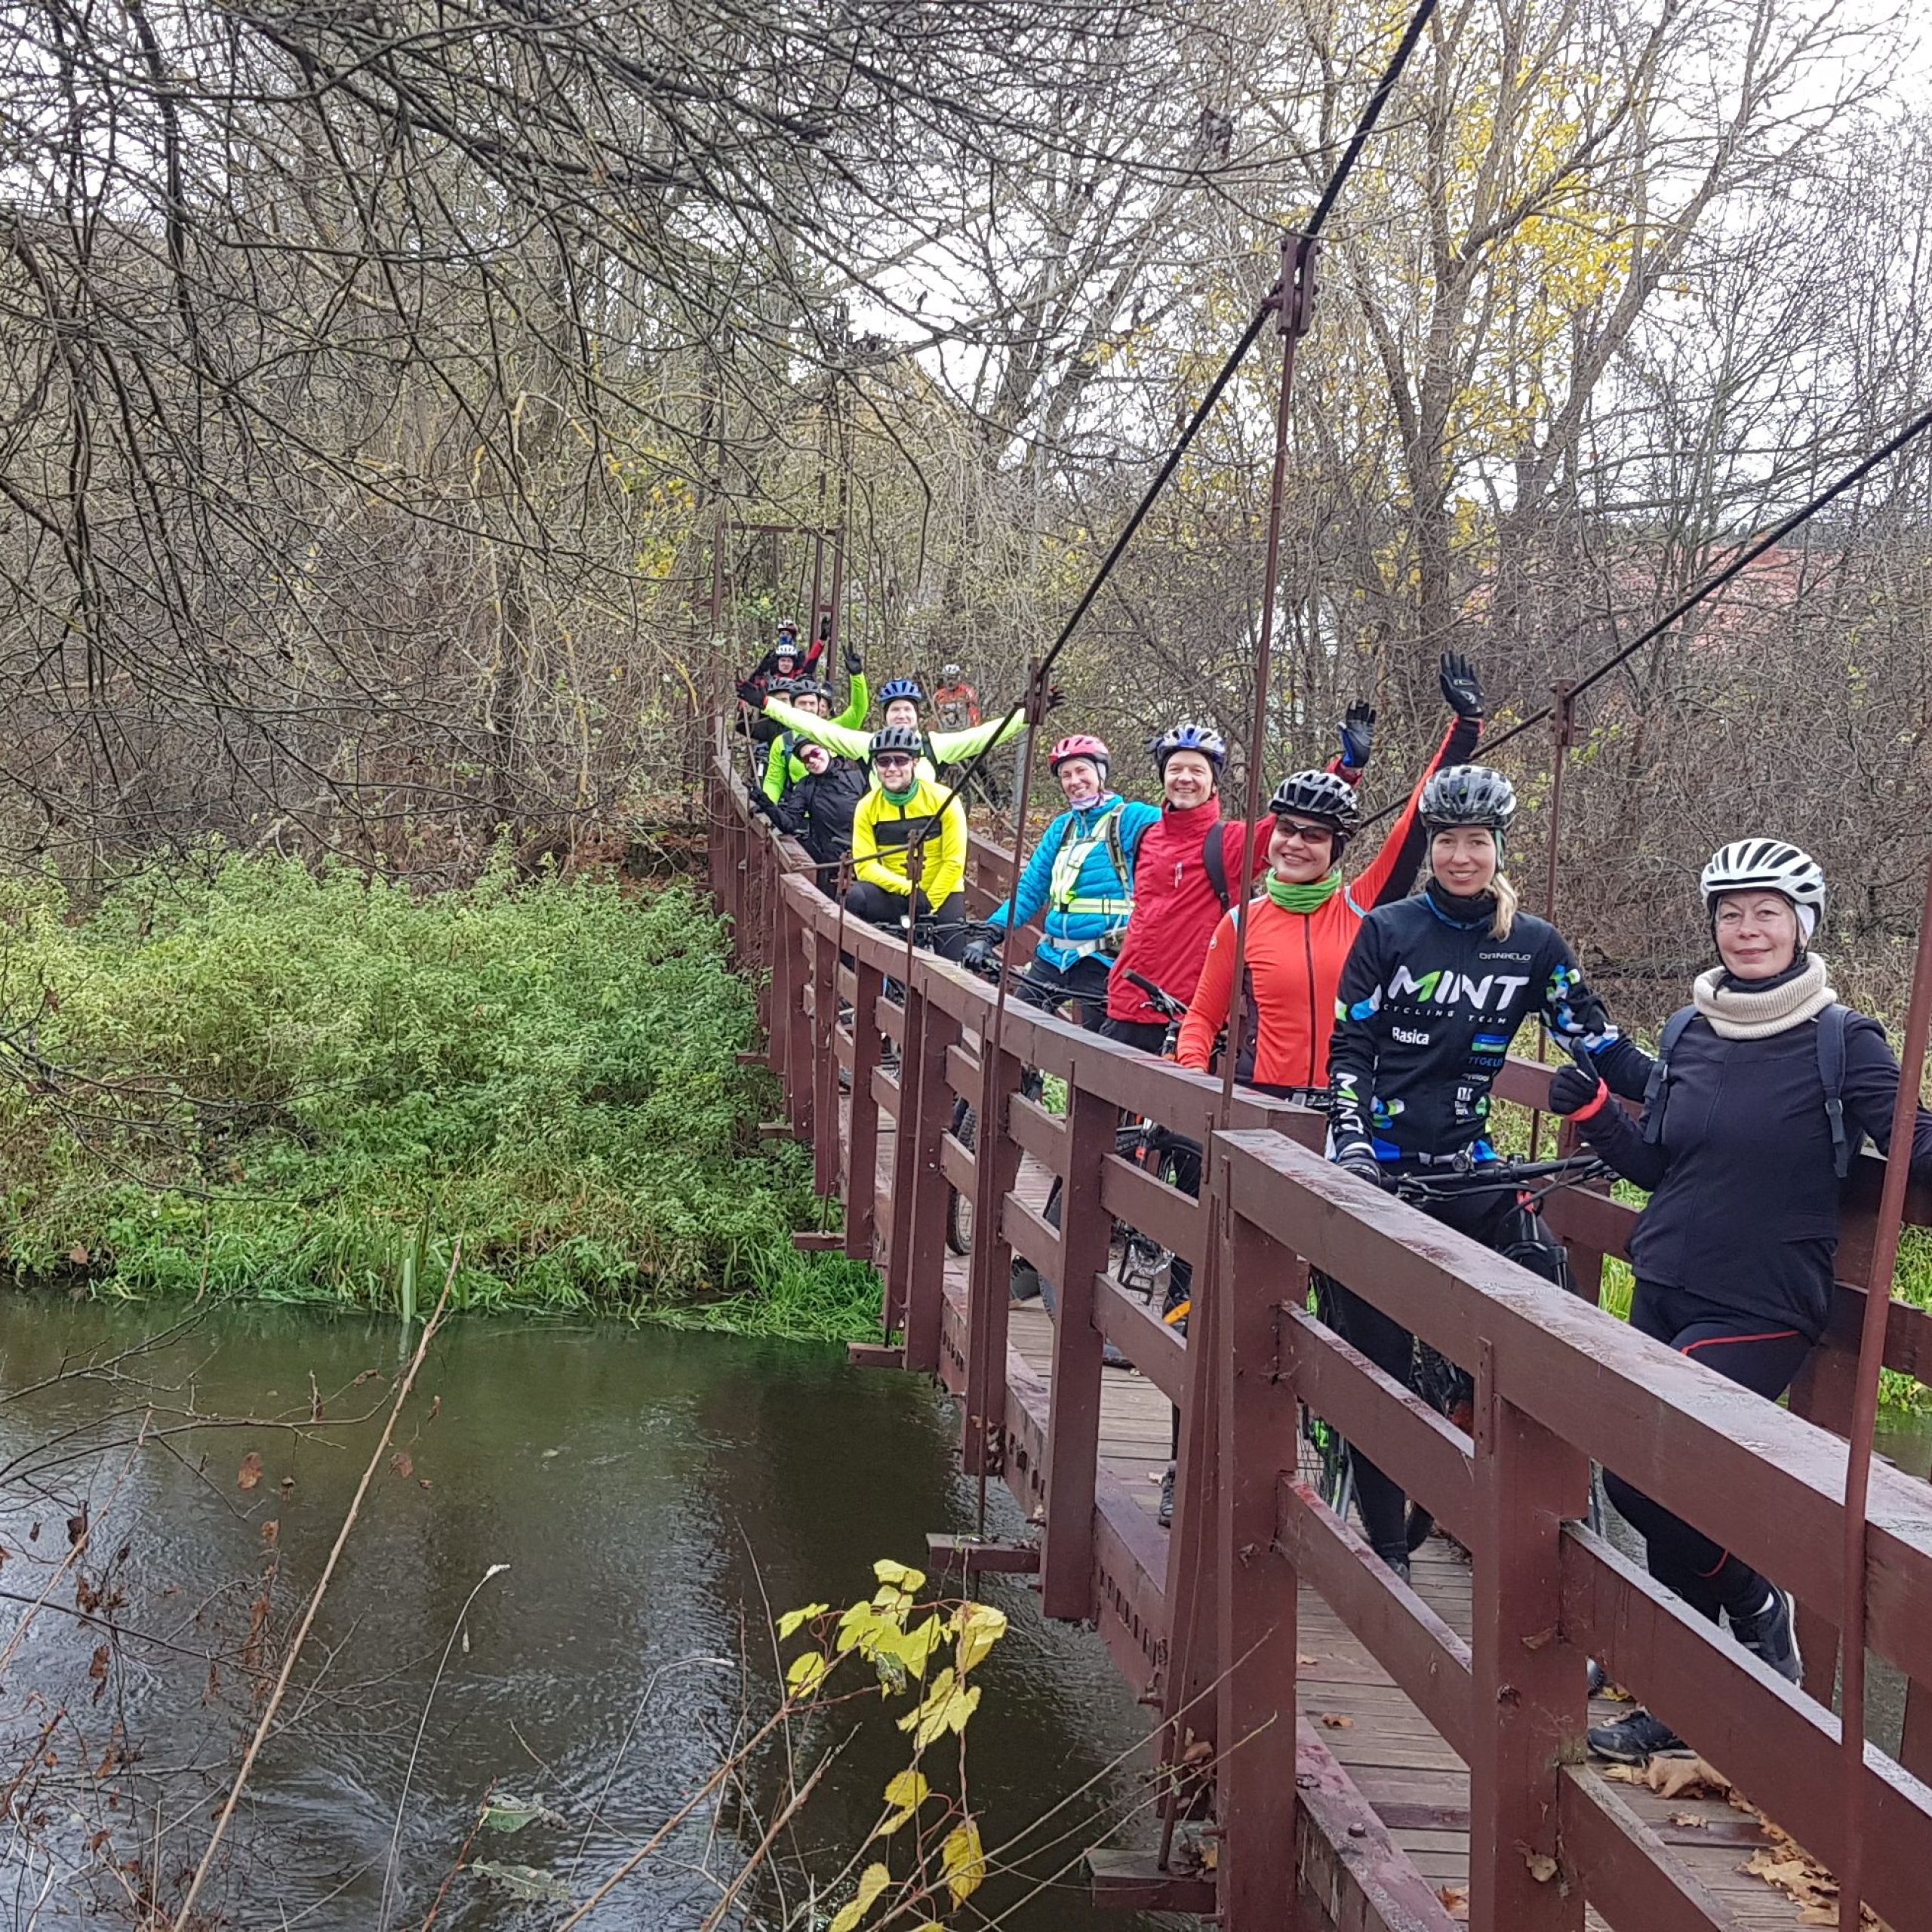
left=1700, top=839, right=1826, bottom=940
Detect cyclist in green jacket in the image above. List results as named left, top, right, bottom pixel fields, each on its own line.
left=743, top=675, right=1032, bottom=786
left=761, top=648, right=871, bottom=802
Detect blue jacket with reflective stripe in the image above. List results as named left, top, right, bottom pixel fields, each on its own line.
left=986, top=796, right=1161, bottom=970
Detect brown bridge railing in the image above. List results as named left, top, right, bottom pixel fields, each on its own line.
left=706, top=730, right=1932, bottom=1932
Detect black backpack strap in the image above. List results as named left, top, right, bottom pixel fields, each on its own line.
left=1817, top=1003, right=1856, bottom=1179
left=1202, top=826, right=1231, bottom=913
left=1642, top=1007, right=1698, bottom=1147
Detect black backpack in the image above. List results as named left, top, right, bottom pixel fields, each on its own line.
left=1641, top=1002, right=1857, bottom=1179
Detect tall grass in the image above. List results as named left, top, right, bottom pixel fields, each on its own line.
left=0, top=850, right=878, bottom=1338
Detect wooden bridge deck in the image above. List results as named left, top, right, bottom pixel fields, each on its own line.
left=869, top=1113, right=1820, bottom=1930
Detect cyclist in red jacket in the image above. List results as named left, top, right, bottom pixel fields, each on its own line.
left=1175, top=656, right=1487, bottom=1088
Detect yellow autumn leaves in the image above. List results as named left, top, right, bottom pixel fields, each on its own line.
left=780, top=1559, right=1008, bottom=1930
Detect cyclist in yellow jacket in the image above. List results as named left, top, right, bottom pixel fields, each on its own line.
left=848, top=725, right=971, bottom=960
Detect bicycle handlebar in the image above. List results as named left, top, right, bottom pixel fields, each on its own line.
left=1389, top=1153, right=1611, bottom=1200
left=1119, top=968, right=1189, bottom=1023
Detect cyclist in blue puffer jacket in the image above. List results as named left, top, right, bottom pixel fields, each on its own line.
left=962, top=735, right=1158, bottom=1029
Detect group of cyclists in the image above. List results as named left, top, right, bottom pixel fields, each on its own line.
left=734, top=631, right=1932, bottom=1768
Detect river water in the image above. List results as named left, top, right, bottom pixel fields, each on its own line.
left=0, top=1301, right=1172, bottom=1930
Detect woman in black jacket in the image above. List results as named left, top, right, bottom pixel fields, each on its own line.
left=1551, top=838, right=1932, bottom=1763
left=752, top=743, right=867, bottom=879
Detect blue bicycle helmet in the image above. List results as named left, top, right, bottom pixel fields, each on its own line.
left=879, top=677, right=926, bottom=706
left=1149, top=721, right=1228, bottom=775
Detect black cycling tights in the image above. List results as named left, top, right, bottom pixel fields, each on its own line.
left=1327, top=1183, right=1567, bottom=1563
left=1601, top=1282, right=1810, bottom=1621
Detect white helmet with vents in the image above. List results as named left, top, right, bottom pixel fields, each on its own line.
left=1700, top=839, right=1826, bottom=939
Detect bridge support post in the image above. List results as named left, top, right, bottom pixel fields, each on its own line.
left=1213, top=1187, right=1302, bottom=1930
left=1040, top=1083, right=1118, bottom=1619
left=845, top=963, right=884, bottom=1273
left=1469, top=1337, right=1586, bottom=1932
left=890, top=988, right=958, bottom=1375
left=961, top=1032, right=1025, bottom=1475
left=811, top=927, right=839, bottom=1198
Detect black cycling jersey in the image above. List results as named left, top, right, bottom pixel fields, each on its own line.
left=1327, top=881, right=1644, bottom=1164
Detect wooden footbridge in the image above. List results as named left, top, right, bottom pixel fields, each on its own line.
left=708, top=734, right=1932, bottom=1932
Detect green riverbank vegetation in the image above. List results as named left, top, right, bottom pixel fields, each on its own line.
left=0, top=853, right=880, bottom=1338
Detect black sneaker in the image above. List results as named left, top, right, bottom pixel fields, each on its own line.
left=1730, top=1587, right=1801, bottom=1684
left=1158, top=1463, right=1175, bottom=1527
left=1587, top=1709, right=1684, bottom=1763
left=1374, top=1543, right=1411, bottom=1586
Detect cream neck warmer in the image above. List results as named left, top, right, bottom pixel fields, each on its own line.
left=1691, top=954, right=1835, bottom=1040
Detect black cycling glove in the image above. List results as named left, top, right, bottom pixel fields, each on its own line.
left=1439, top=651, right=1484, bottom=721
left=1547, top=1064, right=1608, bottom=1118
left=1338, top=702, right=1375, bottom=769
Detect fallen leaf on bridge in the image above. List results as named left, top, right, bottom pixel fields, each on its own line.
left=1298, top=1654, right=1319, bottom=1666
left=235, top=1453, right=263, bottom=1491
left=1741, top=1826, right=1890, bottom=1927
left=1318, top=1712, right=1354, bottom=1729
left=1601, top=1754, right=1728, bottom=1801
left=1438, top=1884, right=1469, bottom=1920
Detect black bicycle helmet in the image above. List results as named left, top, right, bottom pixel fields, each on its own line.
left=1268, top=769, right=1360, bottom=849
left=1149, top=721, right=1228, bottom=775
left=1420, top=764, right=1517, bottom=833
left=868, top=724, right=924, bottom=765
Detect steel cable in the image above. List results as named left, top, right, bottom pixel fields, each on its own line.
left=903, top=0, right=1441, bottom=892
left=1358, top=394, right=1932, bottom=826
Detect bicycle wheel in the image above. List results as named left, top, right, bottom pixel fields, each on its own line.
left=1404, top=1343, right=1474, bottom=1553
left=1297, top=1272, right=1352, bottom=1513
left=946, top=1098, right=976, bottom=1257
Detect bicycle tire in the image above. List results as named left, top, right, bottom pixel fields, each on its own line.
left=946, top=1099, right=976, bottom=1257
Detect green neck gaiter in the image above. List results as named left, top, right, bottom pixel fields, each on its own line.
left=1266, top=868, right=1343, bottom=914
left=882, top=782, right=918, bottom=806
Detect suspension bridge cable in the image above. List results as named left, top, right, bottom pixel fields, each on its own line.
left=1355, top=392, right=1932, bottom=828
left=906, top=0, right=1441, bottom=875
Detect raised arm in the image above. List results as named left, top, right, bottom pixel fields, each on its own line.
left=832, top=671, right=870, bottom=733
left=762, top=694, right=874, bottom=762
left=931, top=707, right=1026, bottom=764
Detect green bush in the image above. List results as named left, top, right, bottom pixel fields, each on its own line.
left=0, top=852, right=880, bottom=1337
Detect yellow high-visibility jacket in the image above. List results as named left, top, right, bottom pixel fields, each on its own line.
left=852, top=778, right=968, bottom=906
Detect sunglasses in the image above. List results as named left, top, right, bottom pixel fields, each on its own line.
left=1275, top=820, right=1334, bottom=844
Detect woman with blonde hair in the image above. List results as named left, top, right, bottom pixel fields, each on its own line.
left=1322, top=764, right=1650, bottom=1578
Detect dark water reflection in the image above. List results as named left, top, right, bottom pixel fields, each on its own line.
left=0, top=1301, right=1170, bottom=1930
